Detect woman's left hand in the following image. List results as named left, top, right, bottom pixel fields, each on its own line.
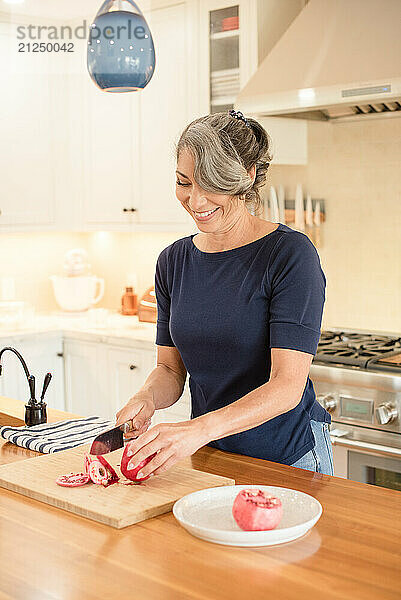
left=125, top=419, right=210, bottom=479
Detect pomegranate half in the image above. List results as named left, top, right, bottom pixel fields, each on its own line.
left=232, top=489, right=283, bottom=531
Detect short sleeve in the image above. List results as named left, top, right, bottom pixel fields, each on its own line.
left=154, top=248, right=175, bottom=347
left=266, top=232, right=326, bottom=356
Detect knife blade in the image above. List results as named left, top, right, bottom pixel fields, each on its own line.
left=89, top=421, right=133, bottom=455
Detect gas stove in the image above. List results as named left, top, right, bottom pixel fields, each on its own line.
left=314, top=330, right=401, bottom=372
left=310, top=329, right=401, bottom=489
left=311, top=329, right=401, bottom=431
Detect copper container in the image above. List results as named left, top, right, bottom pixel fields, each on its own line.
left=121, top=287, right=138, bottom=315
left=138, top=286, right=157, bottom=323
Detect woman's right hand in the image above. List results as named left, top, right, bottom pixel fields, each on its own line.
left=115, top=390, right=156, bottom=439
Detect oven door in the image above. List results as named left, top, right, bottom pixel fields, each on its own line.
left=348, top=452, right=401, bottom=491
left=330, top=423, right=401, bottom=491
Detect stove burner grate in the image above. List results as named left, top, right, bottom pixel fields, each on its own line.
left=315, top=331, right=401, bottom=369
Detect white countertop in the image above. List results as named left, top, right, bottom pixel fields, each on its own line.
left=0, top=311, right=157, bottom=348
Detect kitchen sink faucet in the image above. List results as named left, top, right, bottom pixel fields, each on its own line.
left=0, top=347, right=51, bottom=426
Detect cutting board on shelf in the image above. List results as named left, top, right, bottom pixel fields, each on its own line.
left=0, top=444, right=235, bottom=528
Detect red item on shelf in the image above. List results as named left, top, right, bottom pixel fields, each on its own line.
left=221, top=16, right=239, bottom=31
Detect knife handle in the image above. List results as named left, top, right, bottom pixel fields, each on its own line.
left=121, top=422, right=133, bottom=434
left=121, top=418, right=152, bottom=435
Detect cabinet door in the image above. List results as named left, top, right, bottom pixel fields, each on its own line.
left=135, top=4, right=192, bottom=226
left=199, top=1, right=258, bottom=115
left=82, top=77, right=139, bottom=226
left=107, top=346, right=154, bottom=418
left=64, top=340, right=107, bottom=418
left=63, top=339, right=155, bottom=421
left=258, top=116, right=307, bottom=165
left=0, top=334, right=64, bottom=411
left=80, top=4, right=192, bottom=230
left=20, top=336, right=65, bottom=412
left=0, top=26, right=55, bottom=228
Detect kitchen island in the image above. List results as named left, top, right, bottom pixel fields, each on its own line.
left=0, top=397, right=400, bottom=600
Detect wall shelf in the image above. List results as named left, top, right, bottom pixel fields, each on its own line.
left=210, top=29, right=239, bottom=40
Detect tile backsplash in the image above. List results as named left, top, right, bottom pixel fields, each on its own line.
left=269, top=116, right=401, bottom=333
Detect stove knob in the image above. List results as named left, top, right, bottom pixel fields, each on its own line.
left=376, top=403, right=398, bottom=425
left=318, top=394, right=337, bottom=413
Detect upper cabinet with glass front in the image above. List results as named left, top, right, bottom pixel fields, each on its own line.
left=199, top=0, right=258, bottom=115
left=208, top=5, right=240, bottom=114
left=199, top=0, right=308, bottom=165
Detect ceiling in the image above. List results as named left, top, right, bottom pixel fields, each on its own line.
left=0, top=0, right=100, bottom=20
left=0, top=0, right=164, bottom=20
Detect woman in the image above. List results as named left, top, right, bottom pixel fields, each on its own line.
left=116, top=110, right=333, bottom=479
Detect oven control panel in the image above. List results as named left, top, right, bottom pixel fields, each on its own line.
left=315, top=382, right=401, bottom=433
left=340, top=395, right=374, bottom=423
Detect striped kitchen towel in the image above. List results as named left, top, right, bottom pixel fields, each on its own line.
left=0, top=416, right=114, bottom=454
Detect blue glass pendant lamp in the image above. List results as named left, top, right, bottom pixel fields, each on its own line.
left=87, top=0, right=156, bottom=92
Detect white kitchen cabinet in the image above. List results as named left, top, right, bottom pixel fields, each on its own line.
left=0, top=25, right=55, bottom=231
left=134, top=4, right=193, bottom=226
left=0, top=19, right=81, bottom=232
left=64, top=338, right=156, bottom=421
left=82, top=83, right=139, bottom=227
left=199, top=0, right=308, bottom=165
left=199, top=0, right=258, bottom=115
left=64, top=339, right=107, bottom=418
left=63, top=335, right=191, bottom=425
left=106, top=341, right=191, bottom=425
left=0, top=329, right=192, bottom=426
left=257, top=116, right=308, bottom=165
left=79, top=2, right=193, bottom=231
left=0, top=5, right=193, bottom=233
left=1, top=1, right=307, bottom=235
left=0, top=333, right=64, bottom=411
left=107, top=345, right=155, bottom=417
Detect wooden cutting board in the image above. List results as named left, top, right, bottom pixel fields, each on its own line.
left=0, top=444, right=235, bottom=528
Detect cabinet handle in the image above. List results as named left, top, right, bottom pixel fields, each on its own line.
left=123, top=208, right=137, bottom=213
left=57, top=352, right=64, bottom=357
left=129, top=364, right=137, bottom=370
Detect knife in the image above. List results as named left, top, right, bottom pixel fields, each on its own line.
left=269, top=186, right=280, bottom=223
left=89, top=421, right=134, bottom=455
left=89, top=418, right=152, bottom=455
left=295, top=183, right=305, bottom=232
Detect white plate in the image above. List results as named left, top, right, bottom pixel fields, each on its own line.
left=173, top=485, right=322, bottom=547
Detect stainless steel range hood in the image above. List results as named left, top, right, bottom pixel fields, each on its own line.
left=235, top=0, right=401, bottom=122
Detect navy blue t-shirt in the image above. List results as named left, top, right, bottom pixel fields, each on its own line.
left=154, top=223, right=330, bottom=465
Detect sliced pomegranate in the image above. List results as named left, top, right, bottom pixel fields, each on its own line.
left=232, top=489, right=283, bottom=531
left=85, top=454, right=119, bottom=487
left=84, top=453, right=91, bottom=475
left=56, top=472, right=90, bottom=487
left=97, top=455, right=119, bottom=486
left=120, top=443, right=156, bottom=482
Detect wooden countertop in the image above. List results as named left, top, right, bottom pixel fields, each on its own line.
left=0, top=397, right=400, bottom=600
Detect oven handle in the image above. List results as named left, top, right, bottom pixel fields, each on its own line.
left=330, top=435, right=401, bottom=459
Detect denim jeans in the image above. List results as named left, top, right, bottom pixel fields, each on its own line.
left=291, top=420, right=334, bottom=475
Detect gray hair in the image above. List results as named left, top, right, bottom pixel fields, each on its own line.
left=175, top=112, right=272, bottom=213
